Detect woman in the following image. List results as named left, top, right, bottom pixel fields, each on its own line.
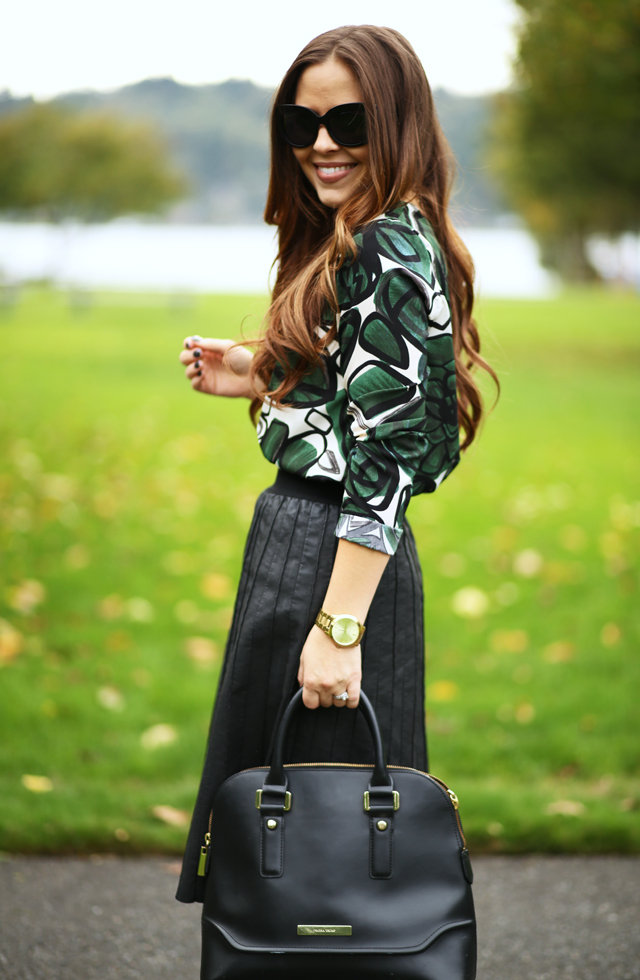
left=176, top=25, right=495, bottom=905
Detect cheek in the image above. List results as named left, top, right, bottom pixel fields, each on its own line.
left=353, top=147, right=369, bottom=170
left=292, top=147, right=311, bottom=172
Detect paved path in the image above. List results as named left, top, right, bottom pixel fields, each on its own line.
left=0, top=854, right=638, bottom=979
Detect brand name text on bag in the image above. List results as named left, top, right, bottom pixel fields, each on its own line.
left=297, top=925, right=352, bottom=936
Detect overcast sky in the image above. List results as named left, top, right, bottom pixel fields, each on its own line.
left=1, top=0, right=520, bottom=99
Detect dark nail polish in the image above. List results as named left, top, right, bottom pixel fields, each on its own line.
left=195, top=360, right=201, bottom=369
left=193, top=348, right=202, bottom=357
left=196, top=370, right=202, bottom=377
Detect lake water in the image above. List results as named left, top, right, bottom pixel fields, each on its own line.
left=0, top=220, right=628, bottom=298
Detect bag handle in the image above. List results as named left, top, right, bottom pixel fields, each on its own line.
left=258, top=689, right=397, bottom=880
left=265, top=688, right=393, bottom=788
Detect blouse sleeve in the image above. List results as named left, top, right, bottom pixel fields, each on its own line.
left=335, top=221, right=454, bottom=555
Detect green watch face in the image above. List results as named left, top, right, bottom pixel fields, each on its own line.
left=331, top=616, right=360, bottom=647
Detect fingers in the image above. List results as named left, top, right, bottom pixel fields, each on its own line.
left=302, top=686, right=320, bottom=710
left=301, top=678, right=349, bottom=710
left=303, top=683, right=353, bottom=710
left=318, top=688, right=336, bottom=709
left=180, top=337, right=228, bottom=368
left=185, top=362, right=203, bottom=392
left=183, top=359, right=203, bottom=391
left=183, top=336, right=233, bottom=353
left=184, top=334, right=204, bottom=350
left=334, top=678, right=361, bottom=709
left=182, top=336, right=253, bottom=380
left=346, top=678, right=361, bottom=709
left=332, top=688, right=349, bottom=709
left=179, top=345, right=202, bottom=366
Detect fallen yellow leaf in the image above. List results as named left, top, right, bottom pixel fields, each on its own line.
left=515, top=703, right=535, bottom=724
left=96, top=686, right=125, bottom=711
left=543, top=641, right=575, bottom=663
left=0, top=619, right=24, bottom=664
left=546, top=799, right=585, bottom=817
left=98, top=594, right=124, bottom=620
left=141, top=724, right=178, bottom=750
left=8, top=580, right=46, bottom=615
left=600, top=622, right=621, bottom=647
left=490, top=629, right=529, bottom=654
left=185, top=636, right=219, bottom=667
left=451, top=587, right=489, bottom=619
left=152, top=805, right=189, bottom=827
left=201, top=573, right=232, bottom=600
left=21, top=774, right=53, bottom=793
left=428, top=680, right=459, bottom=703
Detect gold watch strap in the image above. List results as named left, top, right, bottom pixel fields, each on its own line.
left=315, top=609, right=335, bottom=637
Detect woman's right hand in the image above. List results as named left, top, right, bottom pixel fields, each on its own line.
left=179, top=336, right=256, bottom=399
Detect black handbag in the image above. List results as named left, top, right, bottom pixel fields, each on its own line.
left=200, top=688, right=476, bottom=980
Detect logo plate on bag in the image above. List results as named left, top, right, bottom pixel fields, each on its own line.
left=298, top=925, right=352, bottom=936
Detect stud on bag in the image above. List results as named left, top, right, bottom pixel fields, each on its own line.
left=200, top=689, right=477, bottom=980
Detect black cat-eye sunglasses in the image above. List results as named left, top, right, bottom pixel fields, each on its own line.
left=277, top=102, right=368, bottom=148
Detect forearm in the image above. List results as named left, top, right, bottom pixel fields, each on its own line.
left=320, top=538, right=390, bottom=624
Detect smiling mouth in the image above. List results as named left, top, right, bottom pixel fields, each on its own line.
left=314, top=163, right=357, bottom=183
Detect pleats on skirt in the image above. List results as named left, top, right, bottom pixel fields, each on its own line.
left=176, top=469, right=427, bottom=904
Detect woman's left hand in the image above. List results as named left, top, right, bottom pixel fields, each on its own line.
left=298, top=625, right=361, bottom=710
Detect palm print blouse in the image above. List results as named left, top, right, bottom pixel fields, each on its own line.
left=256, top=202, right=460, bottom=555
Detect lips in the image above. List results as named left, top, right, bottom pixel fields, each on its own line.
left=313, top=163, right=357, bottom=183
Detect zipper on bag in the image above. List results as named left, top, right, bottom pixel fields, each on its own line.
left=197, top=811, right=213, bottom=877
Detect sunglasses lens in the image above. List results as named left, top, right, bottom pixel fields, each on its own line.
left=328, top=105, right=367, bottom=145
left=280, top=107, right=318, bottom=147
left=279, top=103, right=368, bottom=147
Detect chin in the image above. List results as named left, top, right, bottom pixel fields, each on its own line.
left=315, top=184, right=355, bottom=209
left=318, top=191, right=346, bottom=208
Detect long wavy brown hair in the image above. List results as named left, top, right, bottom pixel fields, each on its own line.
left=250, top=25, right=497, bottom=448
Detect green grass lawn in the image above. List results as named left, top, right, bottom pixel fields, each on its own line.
left=0, top=287, right=638, bottom=855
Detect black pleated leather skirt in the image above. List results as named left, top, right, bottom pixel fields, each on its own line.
left=176, top=470, right=427, bottom=904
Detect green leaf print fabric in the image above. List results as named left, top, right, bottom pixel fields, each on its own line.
left=257, top=203, right=460, bottom=554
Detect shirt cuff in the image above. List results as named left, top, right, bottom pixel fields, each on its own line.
left=335, top=513, right=402, bottom=556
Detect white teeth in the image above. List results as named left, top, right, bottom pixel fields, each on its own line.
left=317, top=165, right=355, bottom=175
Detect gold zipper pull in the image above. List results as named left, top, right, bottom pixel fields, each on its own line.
left=197, top=832, right=211, bottom=876
left=447, top=789, right=460, bottom=810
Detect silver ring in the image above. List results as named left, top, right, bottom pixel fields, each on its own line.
left=332, top=692, right=349, bottom=701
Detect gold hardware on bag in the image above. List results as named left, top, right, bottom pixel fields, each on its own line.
left=363, top=791, right=399, bottom=811
left=376, top=819, right=388, bottom=831
left=297, top=925, right=352, bottom=936
left=255, top=789, right=291, bottom=810
left=266, top=819, right=277, bottom=830
left=428, top=774, right=466, bottom=845
left=197, top=832, right=211, bottom=876
left=447, top=788, right=460, bottom=810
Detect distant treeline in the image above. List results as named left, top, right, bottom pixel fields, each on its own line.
left=0, top=78, right=504, bottom=226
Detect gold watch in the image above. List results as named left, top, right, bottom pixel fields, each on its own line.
left=315, top=609, right=366, bottom=648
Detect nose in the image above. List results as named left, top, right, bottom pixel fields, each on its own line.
left=313, top=124, right=340, bottom=153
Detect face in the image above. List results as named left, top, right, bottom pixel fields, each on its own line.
left=292, top=58, right=369, bottom=209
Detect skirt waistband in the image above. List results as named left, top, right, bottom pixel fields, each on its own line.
left=265, top=468, right=344, bottom=506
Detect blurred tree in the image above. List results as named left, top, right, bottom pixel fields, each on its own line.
left=0, top=103, right=186, bottom=221
left=492, top=0, right=640, bottom=280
